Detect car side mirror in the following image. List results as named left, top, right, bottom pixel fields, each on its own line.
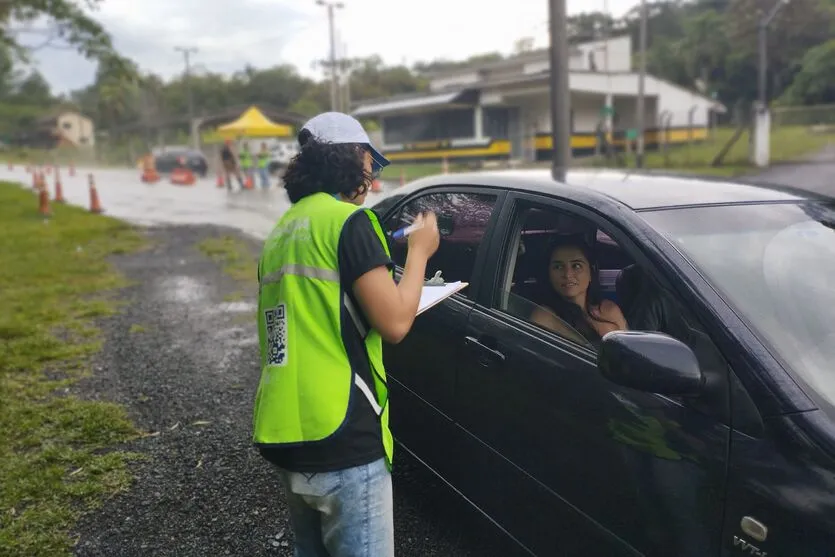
left=598, top=331, right=704, bottom=396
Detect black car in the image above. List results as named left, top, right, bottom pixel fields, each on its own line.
left=154, top=149, right=208, bottom=177
left=370, top=169, right=835, bottom=557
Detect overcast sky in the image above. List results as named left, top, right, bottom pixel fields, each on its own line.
left=21, top=0, right=642, bottom=95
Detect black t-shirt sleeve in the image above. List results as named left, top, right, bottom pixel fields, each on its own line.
left=339, top=210, right=393, bottom=286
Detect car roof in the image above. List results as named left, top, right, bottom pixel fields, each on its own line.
left=394, top=168, right=825, bottom=211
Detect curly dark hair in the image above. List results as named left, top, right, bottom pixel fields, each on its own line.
left=282, top=128, right=374, bottom=203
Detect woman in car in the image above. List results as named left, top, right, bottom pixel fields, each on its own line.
left=530, top=235, right=628, bottom=343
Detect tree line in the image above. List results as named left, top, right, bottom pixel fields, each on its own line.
left=2, top=0, right=835, bottom=145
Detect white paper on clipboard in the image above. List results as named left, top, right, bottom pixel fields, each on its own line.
left=417, top=281, right=469, bottom=315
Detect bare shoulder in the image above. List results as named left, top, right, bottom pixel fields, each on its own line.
left=598, top=299, right=628, bottom=328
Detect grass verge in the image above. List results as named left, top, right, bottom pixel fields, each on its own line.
left=0, top=181, right=146, bottom=556
left=197, top=235, right=257, bottom=284
left=597, top=125, right=835, bottom=177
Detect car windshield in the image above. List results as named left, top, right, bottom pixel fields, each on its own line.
left=643, top=201, right=835, bottom=407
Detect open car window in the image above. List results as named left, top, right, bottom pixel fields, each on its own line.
left=502, top=291, right=592, bottom=347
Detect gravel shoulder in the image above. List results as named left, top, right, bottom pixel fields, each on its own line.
left=70, top=224, right=522, bottom=557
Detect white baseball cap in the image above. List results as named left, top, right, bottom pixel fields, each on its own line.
left=300, top=112, right=390, bottom=173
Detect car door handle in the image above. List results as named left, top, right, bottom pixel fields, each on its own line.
left=464, top=336, right=506, bottom=364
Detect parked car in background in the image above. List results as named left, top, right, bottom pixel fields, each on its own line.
left=371, top=169, right=835, bottom=557
left=154, top=148, right=208, bottom=177
left=268, top=140, right=299, bottom=174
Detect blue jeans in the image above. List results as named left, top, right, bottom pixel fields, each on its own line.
left=277, top=458, right=394, bottom=557
left=258, top=167, right=270, bottom=188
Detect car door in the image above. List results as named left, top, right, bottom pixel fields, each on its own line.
left=378, top=186, right=505, bottom=480
left=451, top=191, right=730, bottom=556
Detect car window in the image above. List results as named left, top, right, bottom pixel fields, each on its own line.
left=493, top=201, right=732, bottom=383
left=643, top=202, right=835, bottom=409
left=493, top=204, right=620, bottom=348
left=384, top=191, right=498, bottom=289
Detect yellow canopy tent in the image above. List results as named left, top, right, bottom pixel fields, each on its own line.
left=214, top=106, right=293, bottom=138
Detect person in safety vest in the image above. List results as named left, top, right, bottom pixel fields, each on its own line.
left=239, top=142, right=254, bottom=184
left=253, top=111, right=439, bottom=557
left=256, top=142, right=271, bottom=188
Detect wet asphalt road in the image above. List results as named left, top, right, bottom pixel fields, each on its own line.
left=751, top=145, right=835, bottom=198
left=70, top=225, right=523, bottom=557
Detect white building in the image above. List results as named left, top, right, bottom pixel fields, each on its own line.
left=352, top=35, right=725, bottom=163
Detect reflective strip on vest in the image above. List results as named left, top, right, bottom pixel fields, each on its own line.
left=260, top=264, right=339, bottom=285
left=355, top=374, right=382, bottom=416
left=343, top=292, right=369, bottom=338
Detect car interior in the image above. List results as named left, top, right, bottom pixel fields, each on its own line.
left=500, top=208, right=721, bottom=353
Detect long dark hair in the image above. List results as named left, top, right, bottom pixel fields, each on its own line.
left=536, top=235, right=615, bottom=341
left=282, top=128, right=374, bottom=204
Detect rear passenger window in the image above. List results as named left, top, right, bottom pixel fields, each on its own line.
left=385, top=191, right=498, bottom=289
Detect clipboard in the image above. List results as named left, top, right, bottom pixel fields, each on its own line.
left=417, top=281, right=469, bottom=315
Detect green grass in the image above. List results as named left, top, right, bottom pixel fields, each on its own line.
left=600, top=125, right=835, bottom=177
left=197, top=235, right=257, bottom=283
left=0, top=181, right=146, bottom=556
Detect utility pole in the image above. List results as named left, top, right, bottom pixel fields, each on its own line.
left=753, top=0, right=790, bottom=167
left=602, top=0, right=612, bottom=160
left=548, top=0, right=571, bottom=181
left=341, top=42, right=352, bottom=114
left=758, top=0, right=790, bottom=111
left=635, top=0, right=648, bottom=168
left=175, top=46, right=198, bottom=149
left=317, top=0, right=344, bottom=112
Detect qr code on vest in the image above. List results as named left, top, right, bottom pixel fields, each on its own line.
left=264, top=304, right=287, bottom=366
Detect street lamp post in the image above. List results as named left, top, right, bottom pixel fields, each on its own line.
left=316, top=0, right=344, bottom=112
left=548, top=0, right=571, bottom=181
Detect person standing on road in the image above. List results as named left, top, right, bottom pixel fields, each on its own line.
left=239, top=142, right=254, bottom=187
left=220, top=139, right=244, bottom=190
left=257, top=142, right=271, bottom=189
left=252, top=111, right=439, bottom=557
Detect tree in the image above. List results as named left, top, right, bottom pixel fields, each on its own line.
left=0, top=0, right=122, bottom=64
left=780, top=39, right=835, bottom=104
left=14, top=70, right=52, bottom=105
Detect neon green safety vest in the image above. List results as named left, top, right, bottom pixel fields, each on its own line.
left=239, top=151, right=252, bottom=168
left=252, top=192, right=395, bottom=469
left=257, top=152, right=270, bottom=169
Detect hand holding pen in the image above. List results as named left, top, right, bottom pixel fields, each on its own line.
left=394, top=212, right=439, bottom=260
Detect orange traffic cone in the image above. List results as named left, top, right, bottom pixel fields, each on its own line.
left=38, top=186, right=51, bottom=217
left=371, top=178, right=382, bottom=193
left=244, top=174, right=254, bottom=190
left=216, top=162, right=225, bottom=188
left=54, top=170, right=65, bottom=203
left=88, top=174, right=103, bottom=214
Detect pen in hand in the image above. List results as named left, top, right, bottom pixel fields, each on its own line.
left=390, top=218, right=425, bottom=240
